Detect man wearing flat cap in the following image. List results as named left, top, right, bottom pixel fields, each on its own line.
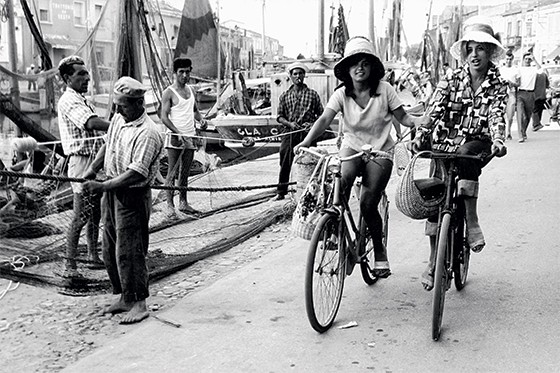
left=272, top=61, right=323, bottom=200
left=83, top=76, right=163, bottom=324
left=57, top=55, right=110, bottom=276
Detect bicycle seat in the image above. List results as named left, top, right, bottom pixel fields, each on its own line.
left=414, top=177, right=445, bottom=200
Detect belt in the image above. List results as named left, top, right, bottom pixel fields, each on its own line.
left=519, top=89, right=534, bottom=92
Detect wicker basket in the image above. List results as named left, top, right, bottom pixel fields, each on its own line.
left=395, top=153, right=445, bottom=220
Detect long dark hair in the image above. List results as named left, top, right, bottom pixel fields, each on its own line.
left=337, top=53, right=385, bottom=98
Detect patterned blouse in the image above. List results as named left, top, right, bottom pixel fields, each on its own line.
left=419, top=62, right=507, bottom=152
left=277, top=84, right=323, bottom=129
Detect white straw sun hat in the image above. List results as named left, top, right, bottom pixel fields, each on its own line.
left=333, top=36, right=384, bottom=81
left=450, top=17, right=506, bottom=61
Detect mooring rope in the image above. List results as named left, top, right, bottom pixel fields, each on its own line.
left=0, top=169, right=296, bottom=192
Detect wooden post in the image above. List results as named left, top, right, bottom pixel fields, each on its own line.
left=6, top=0, right=22, bottom=137
left=369, top=0, right=375, bottom=54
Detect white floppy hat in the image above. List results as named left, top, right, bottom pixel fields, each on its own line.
left=450, top=19, right=505, bottom=61
left=333, top=36, right=383, bottom=81
left=287, top=61, right=308, bottom=74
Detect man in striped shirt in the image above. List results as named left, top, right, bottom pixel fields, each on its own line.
left=83, top=76, right=163, bottom=324
left=272, top=62, right=323, bottom=200
left=57, top=56, right=110, bottom=276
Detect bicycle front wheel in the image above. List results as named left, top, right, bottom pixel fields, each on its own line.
left=305, top=213, right=345, bottom=333
left=453, top=204, right=470, bottom=290
left=432, top=213, right=451, bottom=341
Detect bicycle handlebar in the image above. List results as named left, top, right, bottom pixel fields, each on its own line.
left=415, top=149, right=499, bottom=165
left=298, top=145, right=389, bottom=163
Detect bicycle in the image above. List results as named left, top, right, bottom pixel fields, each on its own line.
left=299, top=145, right=390, bottom=333
left=415, top=149, right=496, bottom=341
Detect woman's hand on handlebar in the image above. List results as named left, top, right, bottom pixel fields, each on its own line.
left=294, top=142, right=309, bottom=155
left=491, top=140, right=507, bottom=157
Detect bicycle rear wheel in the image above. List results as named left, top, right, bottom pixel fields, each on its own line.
left=432, top=213, right=451, bottom=341
left=453, top=204, right=470, bottom=290
left=359, top=193, right=389, bottom=285
left=305, top=213, right=345, bottom=333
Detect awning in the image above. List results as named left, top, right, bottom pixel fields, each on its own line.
left=547, top=46, right=560, bottom=60
left=42, top=34, right=80, bottom=50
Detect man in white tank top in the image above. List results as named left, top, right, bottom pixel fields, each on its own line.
left=160, top=57, right=207, bottom=218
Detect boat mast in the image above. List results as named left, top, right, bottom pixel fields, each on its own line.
left=216, top=0, right=221, bottom=106
left=369, top=0, right=376, bottom=54
left=6, top=0, right=22, bottom=137
left=317, top=0, right=324, bottom=60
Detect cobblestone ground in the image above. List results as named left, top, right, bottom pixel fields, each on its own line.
left=0, top=218, right=293, bottom=373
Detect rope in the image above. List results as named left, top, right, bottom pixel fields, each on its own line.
left=0, top=255, right=39, bottom=301
left=0, top=170, right=296, bottom=192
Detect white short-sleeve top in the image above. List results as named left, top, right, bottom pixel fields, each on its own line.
left=326, top=81, right=403, bottom=152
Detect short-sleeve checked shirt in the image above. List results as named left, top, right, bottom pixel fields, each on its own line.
left=277, top=84, right=323, bottom=128
left=420, top=62, right=507, bottom=153
left=104, top=111, right=163, bottom=188
left=57, top=87, right=104, bottom=156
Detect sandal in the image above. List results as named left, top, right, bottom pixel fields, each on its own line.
left=421, top=267, right=434, bottom=291
left=467, top=226, right=485, bottom=253
left=372, top=261, right=391, bottom=278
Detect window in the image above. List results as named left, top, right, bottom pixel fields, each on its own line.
left=74, top=1, right=85, bottom=26
left=526, top=17, right=533, bottom=37
left=95, top=47, right=105, bottom=66
left=516, top=20, right=522, bottom=37
left=507, top=22, right=512, bottom=38
left=39, top=1, right=51, bottom=23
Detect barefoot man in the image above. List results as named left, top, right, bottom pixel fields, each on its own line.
left=83, top=77, right=163, bottom=324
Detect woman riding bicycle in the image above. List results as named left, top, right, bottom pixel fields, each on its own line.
left=411, top=18, right=508, bottom=290
left=295, top=37, right=417, bottom=278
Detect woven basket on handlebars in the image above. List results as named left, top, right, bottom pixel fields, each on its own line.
left=395, top=153, right=445, bottom=220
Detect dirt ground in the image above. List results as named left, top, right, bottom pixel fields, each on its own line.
left=0, top=219, right=293, bottom=373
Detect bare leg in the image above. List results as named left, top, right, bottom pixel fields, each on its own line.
left=65, top=193, right=88, bottom=274
left=165, top=148, right=181, bottom=210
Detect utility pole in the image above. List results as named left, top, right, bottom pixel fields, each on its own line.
left=6, top=0, right=22, bottom=137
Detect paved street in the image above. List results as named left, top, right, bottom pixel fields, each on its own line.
left=64, top=125, right=560, bottom=373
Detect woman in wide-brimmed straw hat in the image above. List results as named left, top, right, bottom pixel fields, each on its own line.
left=411, top=17, right=508, bottom=291
left=295, top=36, right=418, bottom=279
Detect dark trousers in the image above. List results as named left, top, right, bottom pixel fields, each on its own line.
left=517, top=90, right=535, bottom=139
left=277, top=131, right=315, bottom=195
left=532, top=98, right=547, bottom=128
left=102, top=187, right=151, bottom=303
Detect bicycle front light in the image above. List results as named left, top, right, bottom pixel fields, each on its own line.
left=327, top=158, right=341, bottom=174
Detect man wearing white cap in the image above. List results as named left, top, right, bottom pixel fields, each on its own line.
left=83, top=76, right=163, bottom=324
left=57, top=55, right=110, bottom=276
left=272, top=61, right=323, bottom=200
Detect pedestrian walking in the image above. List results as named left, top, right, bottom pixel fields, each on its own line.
left=160, top=57, right=207, bottom=218
left=499, top=50, right=519, bottom=140
left=412, top=18, right=508, bottom=290
left=531, top=69, right=549, bottom=131
left=272, top=61, right=323, bottom=201
left=57, top=55, right=110, bottom=276
left=295, top=36, right=418, bottom=277
left=82, top=76, right=163, bottom=324
left=516, top=52, right=540, bottom=142
left=26, top=64, right=37, bottom=91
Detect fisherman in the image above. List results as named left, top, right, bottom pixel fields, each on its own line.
left=160, top=57, right=207, bottom=218
left=57, top=55, right=110, bottom=276
left=82, top=76, right=163, bottom=324
left=272, top=61, right=323, bottom=201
